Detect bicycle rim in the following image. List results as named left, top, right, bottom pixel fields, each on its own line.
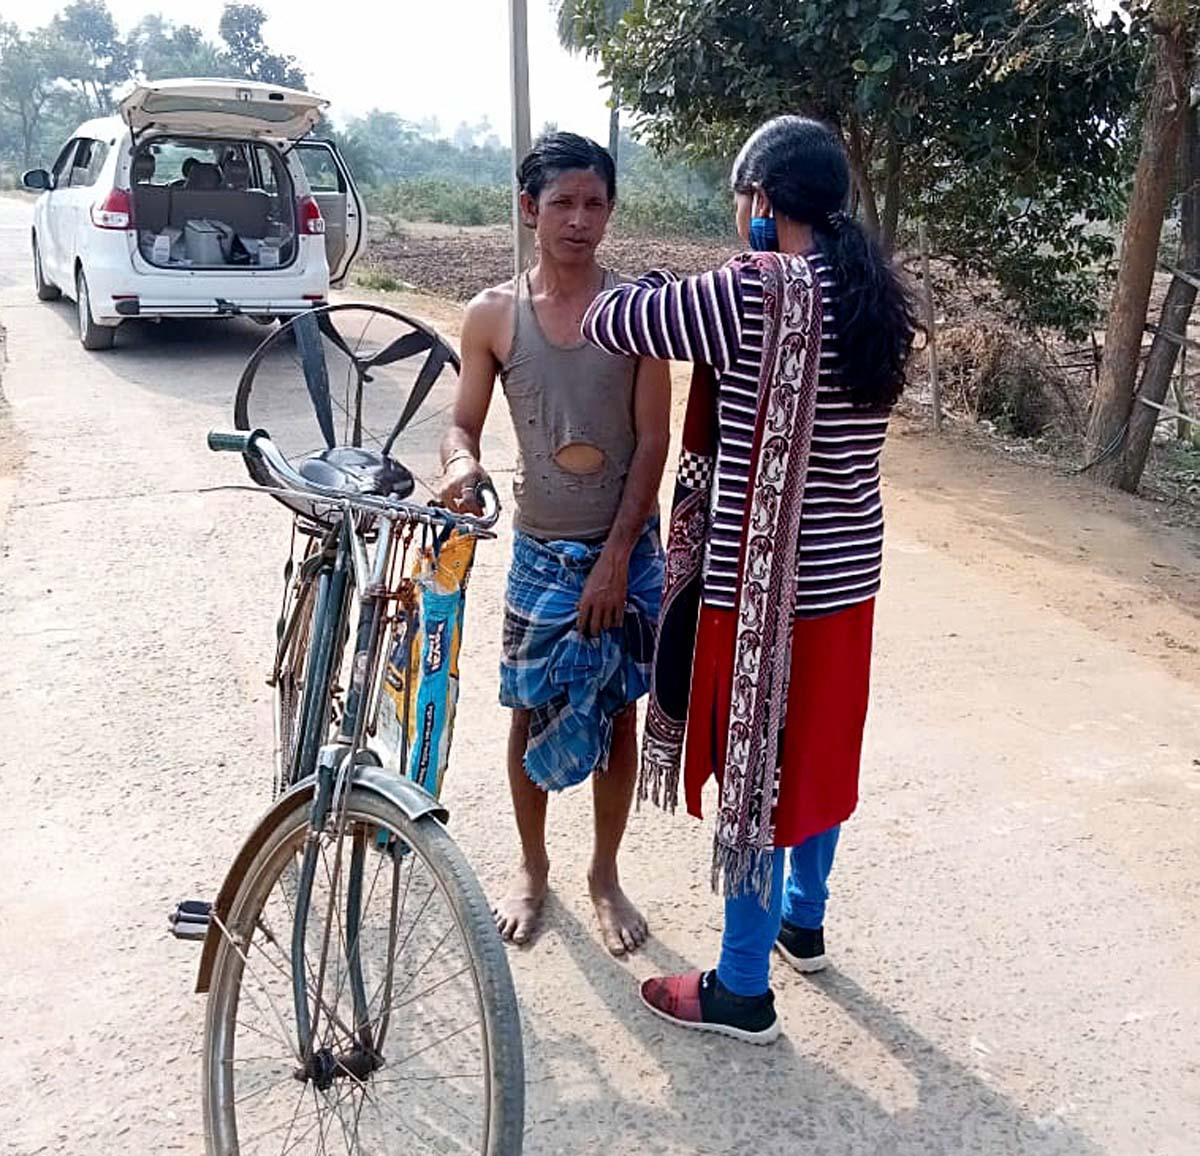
left=202, top=789, right=523, bottom=1155
left=273, top=561, right=315, bottom=796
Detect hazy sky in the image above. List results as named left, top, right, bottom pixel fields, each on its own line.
left=21, top=0, right=613, bottom=142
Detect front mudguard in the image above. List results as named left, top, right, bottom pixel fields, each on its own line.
left=194, top=765, right=449, bottom=994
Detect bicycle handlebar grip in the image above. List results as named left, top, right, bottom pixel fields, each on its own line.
left=475, top=480, right=501, bottom=528
left=207, top=429, right=258, bottom=455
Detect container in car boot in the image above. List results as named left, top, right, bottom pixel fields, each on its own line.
left=185, top=220, right=225, bottom=265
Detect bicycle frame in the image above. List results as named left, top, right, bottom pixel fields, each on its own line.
left=285, top=508, right=408, bottom=1065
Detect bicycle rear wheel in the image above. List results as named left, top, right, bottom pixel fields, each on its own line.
left=273, top=535, right=318, bottom=795
left=202, top=787, right=524, bottom=1155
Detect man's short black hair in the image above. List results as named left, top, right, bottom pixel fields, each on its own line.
left=517, top=132, right=616, bottom=202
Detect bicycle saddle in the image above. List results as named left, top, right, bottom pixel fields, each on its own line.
left=298, top=446, right=415, bottom=501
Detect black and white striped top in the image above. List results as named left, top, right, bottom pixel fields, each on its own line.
left=583, top=254, right=890, bottom=618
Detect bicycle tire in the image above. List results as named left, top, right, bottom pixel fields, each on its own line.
left=275, top=539, right=354, bottom=794
left=202, top=787, right=524, bottom=1156
left=273, top=556, right=315, bottom=795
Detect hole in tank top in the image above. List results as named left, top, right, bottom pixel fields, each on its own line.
left=554, top=442, right=606, bottom=475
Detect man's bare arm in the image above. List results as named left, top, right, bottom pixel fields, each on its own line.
left=577, top=357, right=672, bottom=635
left=440, top=291, right=504, bottom=510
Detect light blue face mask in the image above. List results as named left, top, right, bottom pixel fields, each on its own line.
left=749, top=215, right=778, bottom=251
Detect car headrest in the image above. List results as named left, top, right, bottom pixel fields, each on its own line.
left=223, top=156, right=251, bottom=190
left=187, top=162, right=222, bottom=191
left=131, top=153, right=155, bottom=183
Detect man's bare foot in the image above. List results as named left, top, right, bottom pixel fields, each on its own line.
left=589, top=871, right=648, bottom=956
left=492, top=861, right=549, bottom=946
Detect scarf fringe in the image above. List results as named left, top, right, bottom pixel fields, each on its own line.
left=638, top=734, right=681, bottom=813
left=711, top=841, right=776, bottom=910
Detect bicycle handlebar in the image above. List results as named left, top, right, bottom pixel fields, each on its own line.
left=207, top=429, right=258, bottom=455
left=207, top=428, right=502, bottom=534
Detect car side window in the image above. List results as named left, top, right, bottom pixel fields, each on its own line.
left=86, top=140, right=110, bottom=186
left=68, top=139, right=108, bottom=188
left=253, top=145, right=281, bottom=195
left=50, top=140, right=80, bottom=188
left=298, top=147, right=344, bottom=194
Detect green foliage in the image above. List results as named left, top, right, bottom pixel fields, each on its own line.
left=355, top=266, right=405, bottom=294
left=0, top=2, right=309, bottom=169
left=580, top=0, right=1146, bottom=335
left=340, top=111, right=512, bottom=187
left=366, top=176, right=732, bottom=239
left=217, top=4, right=306, bottom=89
left=51, top=1, right=132, bottom=116
left=130, top=15, right=226, bottom=81
left=370, top=180, right=510, bottom=228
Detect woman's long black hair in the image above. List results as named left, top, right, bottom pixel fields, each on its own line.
left=733, top=116, right=916, bottom=409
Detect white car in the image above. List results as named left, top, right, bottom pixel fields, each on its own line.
left=23, top=78, right=366, bottom=350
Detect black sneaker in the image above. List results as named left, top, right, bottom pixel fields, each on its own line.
left=775, top=921, right=828, bottom=973
left=640, top=969, right=781, bottom=1045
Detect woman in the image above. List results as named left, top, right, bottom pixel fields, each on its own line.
left=582, top=116, right=916, bottom=1044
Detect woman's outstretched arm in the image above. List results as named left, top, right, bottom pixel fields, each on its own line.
left=582, top=261, right=747, bottom=373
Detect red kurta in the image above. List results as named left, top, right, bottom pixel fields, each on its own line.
left=683, top=600, right=876, bottom=847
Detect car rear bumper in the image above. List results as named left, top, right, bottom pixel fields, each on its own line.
left=111, top=297, right=327, bottom=319
left=81, top=236, right=331, bottom=323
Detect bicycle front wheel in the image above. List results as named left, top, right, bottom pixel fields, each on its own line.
left=202, top=787, right=524, bottom=1155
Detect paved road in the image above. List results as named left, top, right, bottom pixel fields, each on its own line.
left=1, top=193, right=1199, bottom=1155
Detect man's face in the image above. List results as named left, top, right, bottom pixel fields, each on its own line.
left=521, top=169, right=613, bottom=266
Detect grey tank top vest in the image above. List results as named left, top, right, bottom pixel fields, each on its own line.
left=500, top=271, right=638, bottom=541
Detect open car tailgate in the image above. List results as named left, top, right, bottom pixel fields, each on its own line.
left=120, top=79, right=327, bottom=140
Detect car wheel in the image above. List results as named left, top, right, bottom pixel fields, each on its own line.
left=76, top=269, right=115, bottom=351
left=33, top=236, right=61, bottom=302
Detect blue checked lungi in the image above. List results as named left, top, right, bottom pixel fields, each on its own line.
left=500, top=522, right=664, bottom=791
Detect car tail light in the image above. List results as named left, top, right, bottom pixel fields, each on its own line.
left=298, top=196, right=325, bottom=236
left=91, top=188, right=133, bottom=230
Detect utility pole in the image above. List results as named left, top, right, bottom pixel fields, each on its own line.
left=509, top=0, right=534, bottom=279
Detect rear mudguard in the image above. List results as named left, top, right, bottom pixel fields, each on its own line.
left=194, top=764, right=449, bottom=994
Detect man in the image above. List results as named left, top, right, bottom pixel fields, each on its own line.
left=440, top=133, right=670, bottom=955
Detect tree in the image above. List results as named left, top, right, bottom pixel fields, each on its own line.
left=218, top=4, right=307, bottom=89
left=556, top=0, right=630, bottom=163
left=1085, top=0, right=1196, bottom=486
left=51, top=1, right=132, bottom=116
left=0, top=23, right=59, bottom=166
left=1114, top=97, right=1200, bottom=488
left=131, top=15, right=225, bottom=80
left=581, top=0, right=1142, bottom=331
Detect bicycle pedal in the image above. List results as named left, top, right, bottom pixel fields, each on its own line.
left=169, top=899, right=212, bottom=942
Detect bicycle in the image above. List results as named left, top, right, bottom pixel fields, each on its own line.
left=189, top=307, right=524, bottom=1155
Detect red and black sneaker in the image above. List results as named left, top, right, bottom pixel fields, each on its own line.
left=639, top=969, right=781, bottom=1045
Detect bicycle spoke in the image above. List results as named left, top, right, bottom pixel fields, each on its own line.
left=311, top=1086, right=335, bottom=1156
left=213, top=913, right=301, bottom=1061
left=236, top=1083, right=311, bottom=1152
left=318, top=839, right=356, bottom=1011
left=361, top=924, right=460, bottom=1048
left=248, top=927, right=359, bottom=1051
left=372, top=1071, right=484, bottom=1084
left=364, top=876, right=435, bottom=1022
left=362, top=849, right=419, bottom=1028
left=376, top=963, right=472, bottom=1024
left=234, top=1071, right=296, bottom=1108
left=391, top=1018, right=482, bottom=1070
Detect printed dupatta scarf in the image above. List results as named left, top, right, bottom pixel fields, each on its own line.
left=640, top=251, right=824, bottom=904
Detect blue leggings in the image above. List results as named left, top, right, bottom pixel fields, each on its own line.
left=716, top=825, right=841, bottom=996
